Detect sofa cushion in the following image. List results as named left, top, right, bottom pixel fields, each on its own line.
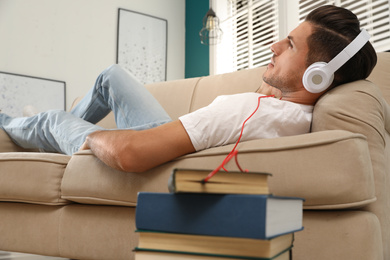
left=189, top=67, right=266, bottom=112
left=61, top=151, right=173, bottom=206
left=0, top=152, right=71, bottom=205
left=367, top=52, right=390, bottom=102
left=0, top=203, right=65, bottom=256
left=146, top=77, right=201, bottom=120
left=0, top=130, right=38, bottom=153
left=60, top=130, right=375, bottom=210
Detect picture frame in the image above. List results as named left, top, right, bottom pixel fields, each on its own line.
left=117, top=8, right=168, bottom=85
left=0, top=71, right=66, bottom=117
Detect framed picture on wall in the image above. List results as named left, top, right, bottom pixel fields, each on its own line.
left=117, top=8, right=168, bottom=85
left=0, top=72, right=66, bottom=117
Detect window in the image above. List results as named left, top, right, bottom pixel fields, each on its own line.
left=213, top=0, right=390, bottom=75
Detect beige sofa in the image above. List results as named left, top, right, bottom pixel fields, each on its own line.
left=0, top=52, right=389, bottom=260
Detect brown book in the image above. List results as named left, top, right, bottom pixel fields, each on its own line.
left=135, top=230, right=293, bottom=259
left=135, top=249, right=291, bottom=259
left=167, top=168, right=271, bottom=194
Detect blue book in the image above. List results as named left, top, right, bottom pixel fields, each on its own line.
left=135, top=193, right=303, bottom=239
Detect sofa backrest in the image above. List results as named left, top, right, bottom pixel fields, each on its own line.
left=146, top=66, right=266, bottom=120
left=368, top=52, right=390, bottom=103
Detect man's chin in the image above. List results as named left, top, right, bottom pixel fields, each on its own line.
left=262, top=74, right=273, bottom=87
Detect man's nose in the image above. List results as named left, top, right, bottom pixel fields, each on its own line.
left=270, top=40, right=284, bottom=56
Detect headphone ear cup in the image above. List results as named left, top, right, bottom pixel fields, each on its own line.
left=303, top=62, right=334, bottom=93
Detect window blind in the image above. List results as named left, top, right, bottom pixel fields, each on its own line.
left=215, top=0, right=279, bottom=73
left=299, top=0, right=390, bottom=52
left=233, top=0, right=278, bottom=70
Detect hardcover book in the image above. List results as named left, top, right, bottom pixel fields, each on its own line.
left=135, top=230, right=293, bottom=259
left=168, top=168, right=271, bottom=194
left=134, top=248, right=291, bottom=260
left=136, top=192, right=304, bottom=239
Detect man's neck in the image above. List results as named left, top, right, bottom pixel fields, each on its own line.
left=255, top=83, right=283, bottom=99
left=278, top=90, right=320, bottom=106
left=256, top=82, right=321, bottom=106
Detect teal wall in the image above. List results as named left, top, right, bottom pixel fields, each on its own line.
left=185, top=0, right=209, bottom=78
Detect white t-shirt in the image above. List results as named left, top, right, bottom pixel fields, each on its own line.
left=179, top=93, right=313, bottom=151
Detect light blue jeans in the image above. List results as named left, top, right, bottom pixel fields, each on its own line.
left=0, top=65, right=172, bottom=155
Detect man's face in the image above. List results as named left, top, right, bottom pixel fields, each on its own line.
left=262, top=22, right=313, bottom=95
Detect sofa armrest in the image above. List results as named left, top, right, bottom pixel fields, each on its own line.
left=185, top=130, right=376, bottom=210
left=61, top=130, right=376, bottom=210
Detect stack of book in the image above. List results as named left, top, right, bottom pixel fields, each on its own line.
left=134, top=169, right=304, bottom=260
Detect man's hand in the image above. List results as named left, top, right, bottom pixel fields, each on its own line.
left=80, top=120, right=195, bottom=173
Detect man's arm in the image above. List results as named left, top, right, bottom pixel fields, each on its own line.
left=80, top=120, right=196, bottom=172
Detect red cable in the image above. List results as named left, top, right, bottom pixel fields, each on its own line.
left=202, top=94, right=275, bottom=183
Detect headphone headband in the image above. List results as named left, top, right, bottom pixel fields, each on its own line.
left=325, top=29, right=371, bottom=75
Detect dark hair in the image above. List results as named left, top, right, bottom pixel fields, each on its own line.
left=305, top=5, right=377, bottom=89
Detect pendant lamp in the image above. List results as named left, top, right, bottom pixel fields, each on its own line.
left=199, top=5, right=223, bottom=45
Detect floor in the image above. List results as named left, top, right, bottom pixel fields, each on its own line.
left=0, top=251, right=69, bottom=260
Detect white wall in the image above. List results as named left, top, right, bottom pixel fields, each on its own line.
left=0, top=0, right=185, bottom=109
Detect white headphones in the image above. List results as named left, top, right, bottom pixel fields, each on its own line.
left=302, top=29, right=371, bottom=93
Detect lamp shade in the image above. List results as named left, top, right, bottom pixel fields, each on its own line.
left=199, top=8, right=223, bottom=45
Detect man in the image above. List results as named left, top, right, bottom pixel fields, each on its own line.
left=0, top=5, right=377, bottom=173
